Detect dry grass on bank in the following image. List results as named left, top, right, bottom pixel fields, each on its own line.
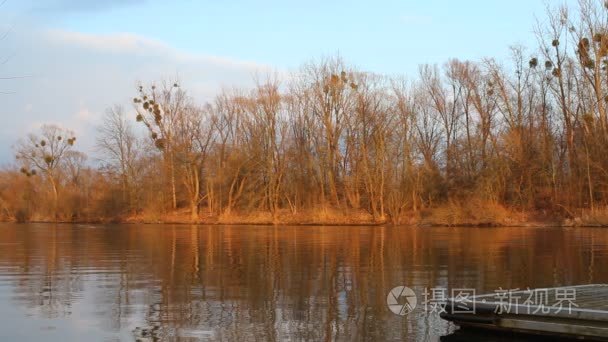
left=11, top=202, right=608, bottom=227
left=418, top=200, right=523, bottom=227
left=217, top=208, right=381, bottom=225
left=566, top=207, right=608, bottom=227
left=118, top=207, right=382, bottom=226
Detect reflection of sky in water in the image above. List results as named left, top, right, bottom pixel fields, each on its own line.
left=0, top=272, right=135, bottom=341
left=0, top=224, right=606, bottom=341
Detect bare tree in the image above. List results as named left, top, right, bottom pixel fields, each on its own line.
left=95, top=105, right=139, bottom=212
left=133, top=81, right=187, bottom=211
left=15, top=124, right=77, bottom=219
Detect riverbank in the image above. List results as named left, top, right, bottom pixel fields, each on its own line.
left=6, top=204, right=608, bottom=227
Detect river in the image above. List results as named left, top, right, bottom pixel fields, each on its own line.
left=0, top=223, right=606, bottom=341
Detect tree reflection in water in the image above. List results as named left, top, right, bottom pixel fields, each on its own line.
left=0, top=224, right=606, bottom=341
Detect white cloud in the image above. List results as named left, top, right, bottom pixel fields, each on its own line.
left=0, top=26, right=280, bottom=163
left=45, top=29, right=267, bottom=72
left=45, top=29, right=167, bottom=54
left=76, top=108, right=94, bottom=121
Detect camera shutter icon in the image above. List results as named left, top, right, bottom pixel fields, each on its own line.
left=387, top=286, right=417, bottom=316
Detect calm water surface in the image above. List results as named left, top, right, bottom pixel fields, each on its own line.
left=0, top=224, right=607, bottom=341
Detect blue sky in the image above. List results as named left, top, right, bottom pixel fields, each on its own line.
left=0, top=0, right=576, bottom=163
left=8, top=0, right=574, bottom=73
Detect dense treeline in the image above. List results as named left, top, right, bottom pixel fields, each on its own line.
left=3, top=1, right=608, bottom=224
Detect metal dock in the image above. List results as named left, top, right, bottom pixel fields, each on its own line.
left=441, top=284, right=608, bottom=340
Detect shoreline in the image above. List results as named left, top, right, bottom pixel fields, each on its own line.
left=5, top=206, right=608, bottom=228
left=5, top=218, right=607, bottom=228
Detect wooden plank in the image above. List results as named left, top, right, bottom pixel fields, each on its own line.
left=470, top=284, right=608, bottom=314
left=499, top=317, right=608, bottom=338
left=441, top=284, right=608, bottom=339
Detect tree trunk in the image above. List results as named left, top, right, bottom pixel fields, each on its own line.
left=49, top=175, right=59, bottom=221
